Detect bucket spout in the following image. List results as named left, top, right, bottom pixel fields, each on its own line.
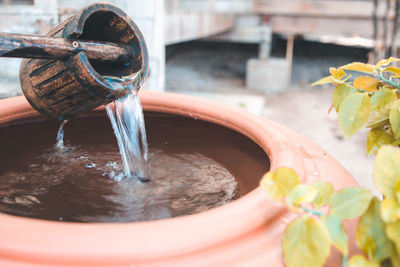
left=14, top=3, right=149, bottom=120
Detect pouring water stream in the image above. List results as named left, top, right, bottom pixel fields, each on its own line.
left=56, top=73, right=150, bottom=182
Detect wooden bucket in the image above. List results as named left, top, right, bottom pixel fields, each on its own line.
left=19, top=3, right=149, bottom=119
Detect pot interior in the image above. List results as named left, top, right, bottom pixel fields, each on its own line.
left=0, top=111, right=270, bottom=222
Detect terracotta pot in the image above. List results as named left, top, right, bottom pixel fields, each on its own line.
left=0, top=91, right=359, bottom=266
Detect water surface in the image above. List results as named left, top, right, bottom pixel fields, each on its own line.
left=0, top=113, right=269, bottom=222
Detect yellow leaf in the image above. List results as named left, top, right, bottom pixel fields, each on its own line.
left=366, top=128, right=394, bottom=156
left=322, top=214, right=348, bottom=256
left=390, top=100, right=400, bottom=139
left=330, top=187, right=373, bottom=220
left=337, top=68, right=346, bottom=79
left=374, top=145, right=400, bottom=199
left=384, top=66, right=400, bottom=77
left=338, top=93, right=372, bottom=138
left=311, top=181, right=334, bottom=208
left=259, top=167, right=300, bottom=200
left=377, top=57, right=400, bottom=67
left=396, top=179, right=400, bottom=204
left=386, top=220, right=400, bottom=255
left=357, top=198, right=391, bottom=261
left=330, top=67, right=346, bottom=79
left=329, top=67, right=337, bottom=77
left=348, top=255, right=380, bottom=267
left=381, top=198, right=400, bottom=223
left=283, top=216, right=331, bottom=267
left=353, top=76, right=380, bottom=92
left=332, top=84, right=357, bottom=112
left=340, top=62, right=375, bottom=74
left=311, top=76, right=338, bottom=86
left=371, top=88, right=396, bottom=111
left=287, top=184, right=318, bottom=207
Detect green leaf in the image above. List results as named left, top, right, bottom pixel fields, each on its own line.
left=394, top=139, right=400, bottom=146
left=366, top=128, right=394, bottom=156
left=386, top=220, right=400, bottom=255
left=353, top=76, right=380, bottom=92
left=340, top=62, right=375, bottom=74
left=322, top=214, right=348, bottom=256
left=259, top=167, right=300, bottom=200
left=381, top=198, right=400, bottom=223
left=332, top=84, right=357, bottom=112
left=374, top=145, right=400, bottom=199
left=366, top=112, right=390, bottom=128
left=311, top=181, right=334, bottom=208
left=391, top=244, right=400, bottom=267
left=371, top=88, right=396, bottom=111
left=287, top=184, right=318, bottom=207
left=330, top=187, right=373, bottom=220
left=390, top=100, right=400, bottom=139
left=348, top=255, right=380, bottom=267
left=283, top=216, right=331, bottom=267
left=357, top=198, right=391, bottom=261
left=377, top=57, right=400, bottom=67
left=338, top=93, right=372, bottom=138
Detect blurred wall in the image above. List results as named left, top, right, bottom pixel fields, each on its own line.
left=0, top=0, right=57, bottom=88
left=0, top=0, right=165, bottom=98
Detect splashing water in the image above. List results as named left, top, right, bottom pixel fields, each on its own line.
left=53, top=71, right=149, bottom=182
left=55, top=120, right=68, bottom=150
left=105, top=92, right=149, bottom=182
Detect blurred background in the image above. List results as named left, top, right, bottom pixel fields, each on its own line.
left=1, top=0, right=398, bottom=193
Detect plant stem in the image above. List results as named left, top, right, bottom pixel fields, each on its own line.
left=376, top=71, right=400, bottom=89
left=301, top=207, right=323, bottom=217
left=342, top=255, right=349, bottom=267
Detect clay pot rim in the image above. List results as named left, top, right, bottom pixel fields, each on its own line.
left=0, top=91, right=312, bottom=264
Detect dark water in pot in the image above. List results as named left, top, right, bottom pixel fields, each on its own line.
left=0, top=112, right=270, bottom=222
